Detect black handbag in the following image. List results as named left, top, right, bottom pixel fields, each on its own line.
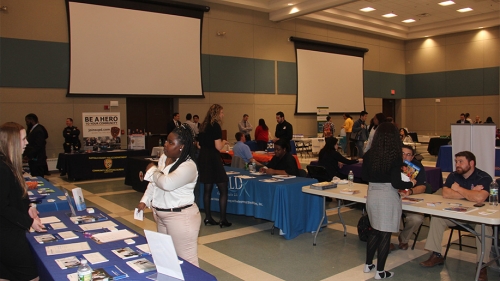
left=357, top=212, right=372, bottom=242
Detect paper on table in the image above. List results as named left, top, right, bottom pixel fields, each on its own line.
left=58, top=231, right=79, bottom=240
left=83, top=252, right=109, bottom=264
left=46, top=241, right=91, bottom=256
left=479, top=209, right=499, bottom=215
left=91, top=229, right=137, bottom=244
left=234, top=175, right=255, bottom=179
left=40, top=216, right=61, bottom=224
left=136, top=243, right=151, bottom=254
left=50, top=222, right=67, bottom=230
left=78, top=221, right=117, bottom=231
left=134, top=208, right=144, bottom=221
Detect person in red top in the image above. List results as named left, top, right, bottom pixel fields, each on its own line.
left=254, top=118, right=269, bottom=151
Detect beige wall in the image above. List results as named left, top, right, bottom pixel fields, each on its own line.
left=404, top=27, right=500, bottom=135
left=1, top=0, right=498, bottom=158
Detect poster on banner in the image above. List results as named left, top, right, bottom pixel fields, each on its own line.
left=82, top=112, right=122, bottom=149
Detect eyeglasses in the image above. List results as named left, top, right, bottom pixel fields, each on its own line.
left=402, top=152, right=413, bottom=157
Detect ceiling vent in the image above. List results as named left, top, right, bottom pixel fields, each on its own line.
left=416, top=13, right=431, bottom=17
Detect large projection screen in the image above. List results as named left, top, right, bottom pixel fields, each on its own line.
left=67, top=0, right=208, bottom=96
left=291, top=37, right=368, bottom=114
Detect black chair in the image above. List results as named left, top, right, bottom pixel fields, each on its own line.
left=220, top=153, right=232, bottom=166
left=306, top=165, right=331, bottom=182
left=443, top=224, right=476, bottom=259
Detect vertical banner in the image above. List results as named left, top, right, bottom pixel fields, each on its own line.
left=317, top=107, right=329, bottom=138
left=82, top=112, right=121, bottom=148
left=452, top=124, right=496, bottom=178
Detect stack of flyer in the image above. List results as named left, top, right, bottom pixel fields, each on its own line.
left=310, top=182, right=337, bottom=190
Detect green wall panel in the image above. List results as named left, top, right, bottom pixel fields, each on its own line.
left=445, top=68, right=484, bottom=97
left=277, top=61, right=296, bottom=95
left=0, top=37, right=69, bottom=88
left=483, top=67, right=499, bottom=96
left=254, top=59, right=275, bottom=94
left=201, top=54, right=210, bottom=92
left=406, top=72, right=447, bottom=98
left=364, top=71, right=406, bottom=99
left=208, top=55, right=255, bottom=93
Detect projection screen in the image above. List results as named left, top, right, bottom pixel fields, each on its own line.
left=66, top=0, right=208, bottom=96
left=291, top=37, right=368, bottom=114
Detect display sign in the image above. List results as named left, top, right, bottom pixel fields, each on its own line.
left=129, top=135, right=146, bottom=150
left=82, top=112, right=121, bottom=148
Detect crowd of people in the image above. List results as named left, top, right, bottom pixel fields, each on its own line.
left=3, top=106, right=498, bottom=280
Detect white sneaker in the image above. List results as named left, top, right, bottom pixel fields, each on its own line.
left=363, top=264, right=376, bottom=273
left=375, top=271, right=394, bottom=279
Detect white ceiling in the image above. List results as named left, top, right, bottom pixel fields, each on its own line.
left=200, top=0, right=500, bottom=39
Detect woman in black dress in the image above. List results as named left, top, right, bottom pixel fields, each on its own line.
left=318, top=137, right=360, bottom=180
left=0, top=122, right=46, bottom=281
left=198, top=104, right=232, bottom=228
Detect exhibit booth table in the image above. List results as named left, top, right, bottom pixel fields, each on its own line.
left=28, top=177, right=70, bottom=213
left=199, top=167, right=321, bottom=240
left=27, top=208, right=217, bottom=281
left=303, top=183, right=500, bottom=281
left=57, top=149, right=149, bottom=181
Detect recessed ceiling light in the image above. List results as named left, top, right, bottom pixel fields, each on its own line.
left=290, top=7, right=299, bottom=14
left=287, top=3, right=293, bottom=6
left=360, top=7, right=375, bottom=12
left=402, top=19, right=415, bottom=23
left=382, top=13, right=397, bottom=18
left=438, top=1, right=455, bottom=6
left=457, top=7, right=473, bottom=12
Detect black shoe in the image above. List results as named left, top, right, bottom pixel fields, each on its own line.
left=219, top=220, right=232, bottom=228
left=204, top=218, right=218, bottom=226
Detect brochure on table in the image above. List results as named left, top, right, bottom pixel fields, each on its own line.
left=144, top=230, right=184, bottom=281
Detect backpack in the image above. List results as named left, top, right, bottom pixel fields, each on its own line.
left=357, top=212, right=372, bottom=242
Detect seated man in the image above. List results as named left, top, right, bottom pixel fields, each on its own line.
left=259, top=139, right=298, bottom=176
left=420, top=151, right=492, bottom=281
left=395, top=145, right=427, bottom=250
left=233, top=132, right=259, bottom=165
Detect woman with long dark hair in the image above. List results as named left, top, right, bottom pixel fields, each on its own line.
left=318, top=137, right=361, bottom=180
left=361, top=122, right=415, bottom=279
left=254, top=118, right=269, bottom=151
left=364, top=113, right=386, bottom=153
left=399, top=128, right=413, bottom=143
left=198, top=104, right=232, bottom=228
left=0, top=122, right=45, bottom=281
left=137, top=125, right=201, bottom=266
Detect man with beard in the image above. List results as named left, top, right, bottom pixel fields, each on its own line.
left=23, top=113, right=49, bottom=177
left=420, top=151, right=492, bottom=281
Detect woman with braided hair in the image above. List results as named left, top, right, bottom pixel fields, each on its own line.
left=361, top=122, right=416, bottom=279
left=137, top=124, right=201, bottom=266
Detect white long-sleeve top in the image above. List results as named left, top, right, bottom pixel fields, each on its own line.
left=140, top=154, right=198, bottom=209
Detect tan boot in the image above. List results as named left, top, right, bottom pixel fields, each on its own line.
left=419, top=253, right=444, bottom=267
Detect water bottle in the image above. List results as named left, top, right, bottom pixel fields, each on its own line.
left=158, top=138, right=162, bottom=147
left=489, top=181, right=498, bottom=206
left=77, top=259, right=92, bottom=281
left=348, top=170, right=354, bottom=187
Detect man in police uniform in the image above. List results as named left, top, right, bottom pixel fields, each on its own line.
left=63, top=118, right=81, bottom=153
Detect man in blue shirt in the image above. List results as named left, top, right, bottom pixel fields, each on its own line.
left=233, top=132, right=256, bottom=164
left=420, top=151, right=492, bottom=281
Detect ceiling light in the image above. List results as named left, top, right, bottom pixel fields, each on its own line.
left=287, top=3, right=293, bottom=6
left=360, top=7, right=375, bottom=12
left=402, top=19, right=415, bottom=23
left=438, top=1, right=455, bottom=6
left=382, top=13, right=397, bottom=18
left=457, top=7, right=473, bottom=12
left=290, top=7, right=299, bottom=14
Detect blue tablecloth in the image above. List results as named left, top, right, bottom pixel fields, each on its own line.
left=437, top=145, right=500, bottom=176
left=29, top=177, right=70, bottom=213
left=199, top=167, right=321, bottom=240
left=27, top=208, right=217, bottom=281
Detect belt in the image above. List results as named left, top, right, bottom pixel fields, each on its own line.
left=154, top=204, right=193, bottom=212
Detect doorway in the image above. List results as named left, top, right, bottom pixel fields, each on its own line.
left=382, top=99, right=396, bottom=121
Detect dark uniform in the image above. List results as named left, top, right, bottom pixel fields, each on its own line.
left=63, top=126, right=81, bottom=153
